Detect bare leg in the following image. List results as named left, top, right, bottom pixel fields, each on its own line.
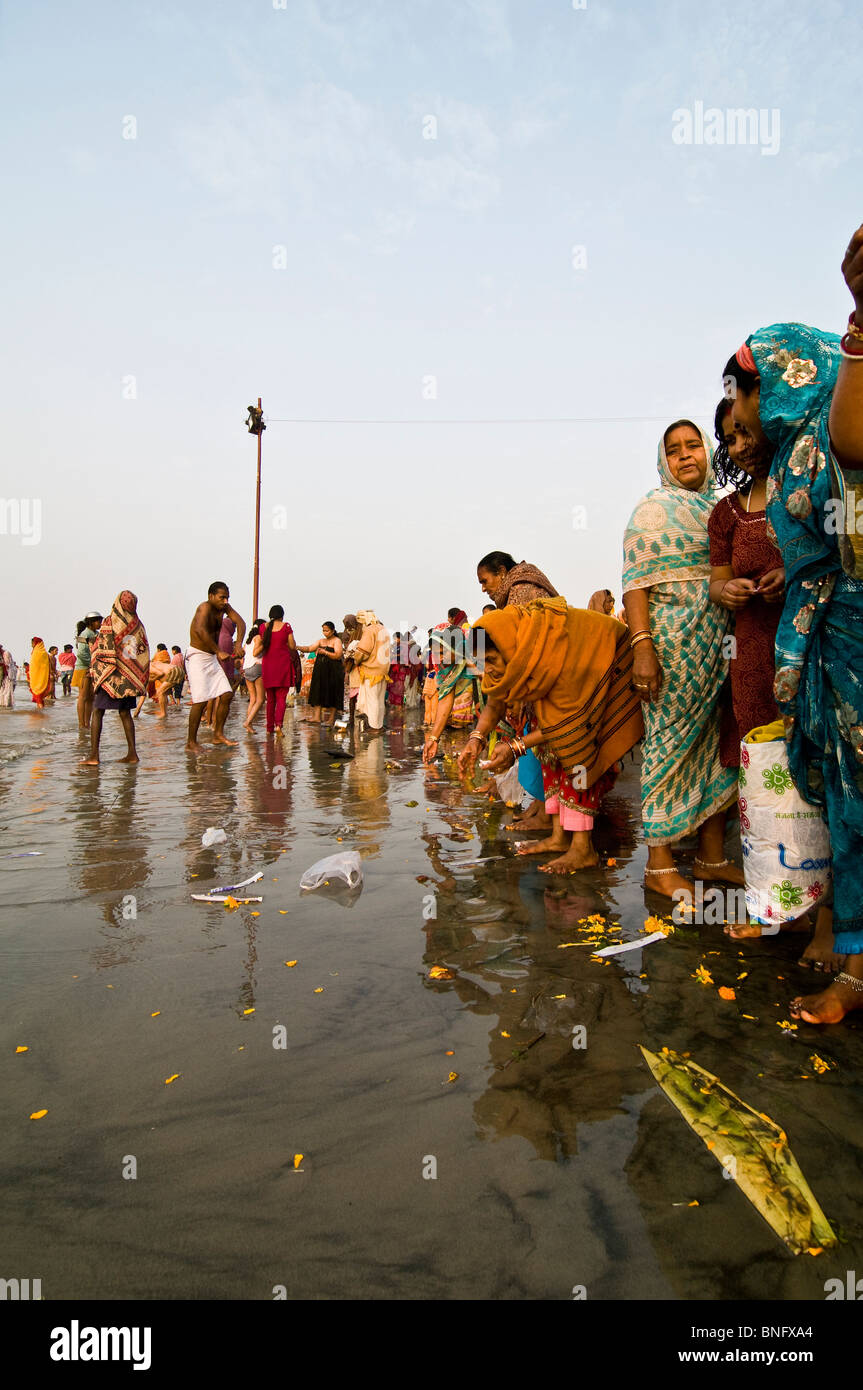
left=644, top=844, right=693, bottom=900
left=187, top=701, right=207, bottom=751
left=695, top=809, right=744, bottom=885
left=80, top=708, right=103, bottom=764
left=212, top=691, right=237, bottom=746
left=77, top=675, right=93, bottom=730
left=118, top=709, right=139, bottom=762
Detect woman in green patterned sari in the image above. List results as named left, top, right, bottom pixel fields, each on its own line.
left=622, top=420, right=742, bottom=899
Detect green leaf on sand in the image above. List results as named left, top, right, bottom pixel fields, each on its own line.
left=639, top=1045, right=836, bottom=1255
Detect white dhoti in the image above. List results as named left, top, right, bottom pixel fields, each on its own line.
left=185, top=647, right=231, bottom=704
left=356, top=678, right=386, bottom=729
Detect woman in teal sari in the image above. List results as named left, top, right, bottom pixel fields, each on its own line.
left=721, top=220, right=863, bottom=1023
left=622, top=421, right=741, bottom=898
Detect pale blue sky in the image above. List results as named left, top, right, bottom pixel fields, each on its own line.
left=1, top=0, right=860, bottom=660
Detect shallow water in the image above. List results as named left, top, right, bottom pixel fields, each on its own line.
left=1, top=697, right=861, bottom=1300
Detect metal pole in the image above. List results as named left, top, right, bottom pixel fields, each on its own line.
left=252, top=396, right=262, bottom=623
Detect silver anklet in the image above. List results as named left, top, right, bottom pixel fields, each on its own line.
left=694, top=858, right=730, bottom=869
left=835, top=971, right=863, bottom=992
left=644, top=866, right=678, bottom=875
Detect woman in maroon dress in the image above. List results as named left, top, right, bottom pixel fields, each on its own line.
left=708, top=398, right=786, bottom=761
left=255, top=604, right=298, bottom=735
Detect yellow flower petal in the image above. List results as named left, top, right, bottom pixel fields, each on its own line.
left=15, top=1045, right=28, bottom=1053
left=293, top=1154, right=303, bottom=1169
left=250, top=911, right=260, bottom=917
left=243, top=1008, right=255, bottom=1015
left=448, top=1071, right=458, bottom=1083
left=314, top=987, right=324, bottom=993
left=165, top=1074, right=180, bottom=1084
left=30, top=1109, right=47, bottom=1120
left=285, top=960, right=298, bottom=968
left=500, top=1031, right=510, bottom=1038
left=150, top=1011, right=161, bottom=1018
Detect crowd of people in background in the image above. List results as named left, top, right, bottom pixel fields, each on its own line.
left=3, top=222, right=862, bottom=1028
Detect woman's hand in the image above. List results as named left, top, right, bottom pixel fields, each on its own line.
left=720, top=578, right=757, bottom=610
left=458, top=739, right=481, bottom=777
left=757, top=567, right=785, bottom=603
left=478, top=742, right=515, bottom=775
left=632, top=640, right=663, bottom=703
left=423, top=733, right=442, bottom=765
left=842, top=223, right=863, bottom=325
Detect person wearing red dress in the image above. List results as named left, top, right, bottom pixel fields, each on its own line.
left=708, top=398, right=786, bottom=765
left=254, top=604, right=298, bottom=735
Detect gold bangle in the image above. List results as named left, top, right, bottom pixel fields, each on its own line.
left=630, top=632, right=653, bottom=649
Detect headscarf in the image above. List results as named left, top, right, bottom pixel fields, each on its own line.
left=622, top=422, right=718, bottom=592
left=493, top=562, right=558, bottom=609
left=90, top=590, right=150, bottom=699
left=745, top=323, right=845, bottom=585
left=587, top=590, right=613, bottom=613
left=356, top=610, right=379, bottom=625
left=475, top=597, right=643, bottom=781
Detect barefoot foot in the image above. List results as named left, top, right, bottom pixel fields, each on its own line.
left=516, top=833, right=569, bottom=857
left=790, top=976, right=863, bottom=1025
left=694, top=859, right=745, bottom=887
left=644, top=869, right=694, bottom=901
left=538, top=847, right=600, bottom=874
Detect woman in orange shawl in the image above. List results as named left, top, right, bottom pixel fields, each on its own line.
left=460, top=597, right=643, bottom=873
left=28, top=638, right=51, bottom=708
left=81, top=591, right=149, bottom=766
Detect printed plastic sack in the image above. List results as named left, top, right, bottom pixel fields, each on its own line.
left=739, top=721, right=831, bottom=927
left=299, top=851, right=363, bottom=892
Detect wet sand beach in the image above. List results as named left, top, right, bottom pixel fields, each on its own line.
left=2, top=698, right=862, bottom=1300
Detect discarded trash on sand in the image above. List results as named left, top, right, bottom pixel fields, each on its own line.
left=593, top=930, right=667, bottom=957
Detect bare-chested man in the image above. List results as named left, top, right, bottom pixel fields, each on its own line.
left=185, top=582, right=246, bottom=751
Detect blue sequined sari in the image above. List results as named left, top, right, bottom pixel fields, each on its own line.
left=749, top=323, right=863, bottom=951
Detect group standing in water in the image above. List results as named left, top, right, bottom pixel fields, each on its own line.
left=10, top=221, right=863, bottom=1029
left=431, top=219, right=863, bottom=1028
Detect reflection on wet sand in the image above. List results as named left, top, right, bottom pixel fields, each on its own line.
left=2, top=701, right=861, bottom=1300
left=419, top=769, right=650, bottom=1162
